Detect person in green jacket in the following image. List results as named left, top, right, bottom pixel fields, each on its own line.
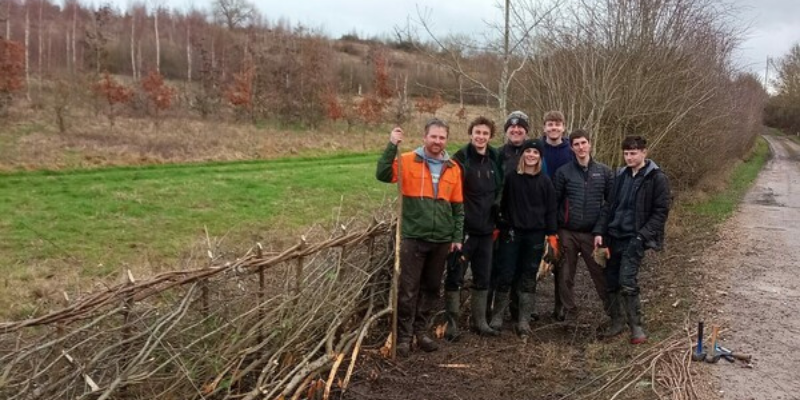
left=376, top=118, right=465, bottom=357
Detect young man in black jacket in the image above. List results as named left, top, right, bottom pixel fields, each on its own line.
left=553, top=130, right=614, bottom=324
left=595, top=136, right=671, bottom=344
left=446, top=117, right=503, bottom=339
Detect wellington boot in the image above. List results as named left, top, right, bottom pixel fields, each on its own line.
left=489, top=291, right=510, bottom=331
left=444, top=291, right=462, bottom=342
left=624, top=294, right=647, bottom=344
left=600, top=292, right=626, bottom=338
left=416, top=333, right=439, bottom=352
left=471, top=289, right=499, bottom=336
left=515, top=292, right=535, bottom=338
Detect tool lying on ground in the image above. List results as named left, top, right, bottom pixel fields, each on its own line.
left=690, top=321, right=752, bottom=365
left=716, top=345, right=752, bottom=363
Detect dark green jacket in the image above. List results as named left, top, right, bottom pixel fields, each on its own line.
left=376, top=143, right=465, bottom=243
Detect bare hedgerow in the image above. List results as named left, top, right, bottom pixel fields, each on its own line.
left=0, top=217, right=397, bottom=400
left=517, top=0, right=765, bottom=187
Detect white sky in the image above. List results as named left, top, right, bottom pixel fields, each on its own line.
left=141, top=0, right=800, bottom=83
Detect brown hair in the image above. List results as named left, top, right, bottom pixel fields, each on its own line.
left=622, top=135, right=647, bottom=150
left=467, top=116, right=496, bottom=138
left=424, top=118, right=450, bottom=136
left=543, top=110, right=565, bottom=124
left=569, top=129, right=590, bottom=145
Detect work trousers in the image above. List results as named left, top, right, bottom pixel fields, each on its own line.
left=604, top=236, right=645, bottom=296
left=558, top=229, right=608, bottom=315
left=444, top=233, right=493, bottom=291
left=397, top=238, right=451, bottom=343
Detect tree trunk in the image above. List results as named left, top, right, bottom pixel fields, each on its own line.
left=498, top=0, right=510, bottom=117
left=154, top=7, right=160, bottom=73
left=65, top=31, right=70, bottom=72
left=37, top=0, right=42, bottom=77
left=130, top=11, right=136, bottom=79
left=186, top=22, right=191, bottom=82
left=71, top=3, right=77, bottom=72
left=24, top=3, right=30, bottom=100
left=5, top=0, right=10, bottom=40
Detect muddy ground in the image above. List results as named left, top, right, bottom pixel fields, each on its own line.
left=340, top=135, right=800, bottom=400
left=341, top=173, right=724, bottom=399
left=702, top=135, right=800, bottom=400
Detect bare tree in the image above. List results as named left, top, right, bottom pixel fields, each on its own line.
left=212, top=0, right=257, bottom=30
left=24, top=0, right=29, bottom=99
left=153, top=2, right=160, bottom=73
left=4, top=0, right=11, bottom=40
left=406, top=0, right=559, bottom=117
left=129, top=6, right=137, bottom=79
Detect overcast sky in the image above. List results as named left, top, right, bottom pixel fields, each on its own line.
left=264, top=0, right=797, bottom=79
left=159, top=0, right=799, bottom=83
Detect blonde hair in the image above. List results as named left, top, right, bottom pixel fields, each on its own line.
left=516, top=153, right=542, bottom=175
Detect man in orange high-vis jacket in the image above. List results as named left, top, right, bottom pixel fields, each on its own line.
left=376, top=118, right=465, bottom=357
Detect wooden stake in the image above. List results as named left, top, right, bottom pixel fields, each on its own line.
left=390, top=139, right=403, bottom=360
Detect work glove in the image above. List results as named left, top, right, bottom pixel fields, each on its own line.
left=545, top=235, right=561, bottom=261
left=592, top=246, right=610, bottom=268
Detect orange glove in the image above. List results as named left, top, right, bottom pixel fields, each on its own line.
left=492, top=228, right=500, bottom=242
left=546, top=235, right=560, bottom=260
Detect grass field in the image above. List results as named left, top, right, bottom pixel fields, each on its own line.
left=0, top=152, right=406, bottom=318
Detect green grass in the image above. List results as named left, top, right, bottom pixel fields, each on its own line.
left=689, top=137, right=770, bottom=221
left=0, top=152, right=395, bottom=274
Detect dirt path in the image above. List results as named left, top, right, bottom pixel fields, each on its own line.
left=707, top=135, right=800, bottom=399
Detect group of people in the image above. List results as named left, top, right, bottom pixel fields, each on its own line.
left=376, top=111, right=671, bottom=357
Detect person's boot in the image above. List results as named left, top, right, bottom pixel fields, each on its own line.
left=471, top=289, right=499, bottom=336
left=416, top=333, right=439, bottom=352
left=489, top=291, right=510, bottom=331
left=396, top=340, right=411, bottom=357
left=624, top=294, right=647, bottom=344
left=600, top=292, right=626, bottom=338
left=444, top=291, right=462, bottom=342
left=515, top=291, right=534, bottom=338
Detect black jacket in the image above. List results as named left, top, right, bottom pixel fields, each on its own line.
left=453, top=144, right=502, bottom=235
left=501, top=170, right=557, bottom=235
left=554, top=159, right=614, bottom=233
left=597, top=160, right=671, bottom=250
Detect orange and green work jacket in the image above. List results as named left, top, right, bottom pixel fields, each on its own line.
left=376, top=143, right=465, bottom=243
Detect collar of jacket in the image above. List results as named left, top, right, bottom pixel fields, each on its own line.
left=412, top=150, right=456, bottom=168
left=618, top=159, right=660, bottom=177
left=465, top=143, right=498, bottom=160
left=572, top=157, right=595, bottom=169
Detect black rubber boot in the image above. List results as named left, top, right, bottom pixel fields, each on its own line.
left=515, top=291, right=534, bottom=338
left=489, top=291, right=510, bottom=331
left=624, top=294, right=647, bottom=344
left=471, top=289, right=499, bottom=336
left=600, top=292, right=626, bottom=338
left=416, top=333, right=439, bottom=352
left=444, top=291, right=461, bottom=342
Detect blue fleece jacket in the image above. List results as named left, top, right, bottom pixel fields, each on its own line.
left=541, top=137, right=574, bottom=180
